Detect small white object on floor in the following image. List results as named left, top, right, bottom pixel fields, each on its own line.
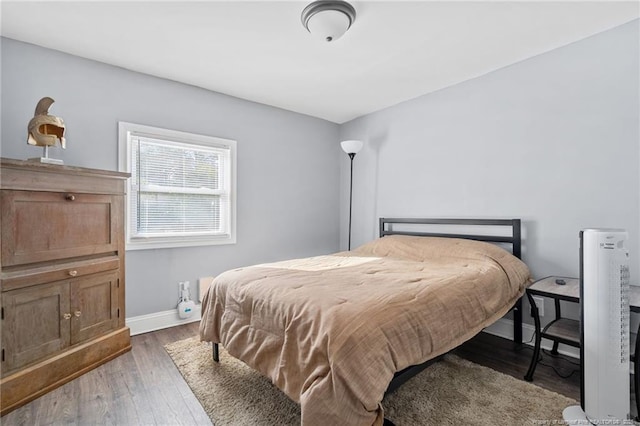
left=562, top=405, right=589, bottom=424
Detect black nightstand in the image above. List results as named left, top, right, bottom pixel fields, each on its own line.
left=523, top=275, right=640, bottom=418
left=524, top=276, right=580, bottom=382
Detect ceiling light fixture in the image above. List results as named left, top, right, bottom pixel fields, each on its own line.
left=301, top=1, right=356, bottom=43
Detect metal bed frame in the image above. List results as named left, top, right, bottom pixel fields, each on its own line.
left=210, top=217, right=524, bottom=399
left=379, top=217, right=523, bottom=394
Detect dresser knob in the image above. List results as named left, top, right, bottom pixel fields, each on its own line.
left=68, top=270, right=78, bottom=277
left=63, top=313, right=71, bottom=320
left=65, top=194, right=75, bottom=201
left=74, top=311, right=82, bottom=318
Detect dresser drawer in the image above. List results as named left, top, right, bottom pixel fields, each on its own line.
left=1, top=190, right=123, bottom=267
left=1, top=256, right=120, bottom=292
left=1, top=281, right=71, bottom=375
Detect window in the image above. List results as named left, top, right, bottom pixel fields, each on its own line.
left=118, top=122, right=236, bottom=250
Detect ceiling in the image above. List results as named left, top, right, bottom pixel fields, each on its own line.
left=1, top=1, right=638, bottom=124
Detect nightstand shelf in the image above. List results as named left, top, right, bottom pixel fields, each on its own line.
left=541, top=317, right=579, bottom=347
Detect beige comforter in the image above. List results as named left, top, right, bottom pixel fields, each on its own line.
left=199, top=236, right=531, bottom=425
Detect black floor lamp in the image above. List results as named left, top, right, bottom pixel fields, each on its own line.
left=340, top=139, right=363, bottom=250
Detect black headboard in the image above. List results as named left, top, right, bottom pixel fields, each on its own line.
left=379, top=218, right=522, bottom=259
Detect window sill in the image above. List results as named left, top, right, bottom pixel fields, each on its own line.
left=125, top=235, right=236, bottom=251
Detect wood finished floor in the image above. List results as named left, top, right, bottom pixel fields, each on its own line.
left=1, top=323, right=592, bottom=425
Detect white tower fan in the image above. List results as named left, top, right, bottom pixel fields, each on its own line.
left=563, top=229, right=630, bottom=423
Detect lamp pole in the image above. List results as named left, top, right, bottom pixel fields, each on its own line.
left=340, top=140, right=363, bottom=251
left=347, top=152, right=355, bottom=250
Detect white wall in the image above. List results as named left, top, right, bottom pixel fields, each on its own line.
left=339, top=20, right=640, bottom=286
left=1, top=38, right=341, bottom=317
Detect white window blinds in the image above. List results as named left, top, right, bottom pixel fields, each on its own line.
left=119, top=122, right=236, bottom=250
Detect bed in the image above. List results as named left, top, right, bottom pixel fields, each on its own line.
left=199, top=218, right=531, bottom=426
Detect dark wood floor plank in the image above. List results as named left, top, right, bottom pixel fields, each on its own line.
left=113, top=345, right=157, bottom=425
left=135, top=329, right=212, bottom=425
left=77, top=364, right=114, bottom=424
left=105, top=353, right=149, bottom=426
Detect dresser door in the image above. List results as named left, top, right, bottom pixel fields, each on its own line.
left=1, top=282, right=71, bottom=375
left=70, top=271, right=119, bottom=345
left=1, top=190, right=121, bottom=267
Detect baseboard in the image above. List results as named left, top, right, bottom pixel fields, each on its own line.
left=126, top=305, right=202, bottom=336
left=483, top=317, right=580, bottom=359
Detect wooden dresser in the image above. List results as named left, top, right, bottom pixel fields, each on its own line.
left=0, top=158, right=131, bottom=415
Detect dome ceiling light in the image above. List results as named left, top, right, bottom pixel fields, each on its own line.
left=301, top=1, right=356, bottom=43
